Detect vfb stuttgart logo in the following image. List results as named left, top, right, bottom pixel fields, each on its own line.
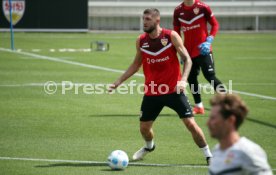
left=161, top=38, right=168, bottom=46
left=2, top=0, right=25, bottom=25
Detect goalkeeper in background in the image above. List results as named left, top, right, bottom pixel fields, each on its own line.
left=173, top=0, right=225, bottom=115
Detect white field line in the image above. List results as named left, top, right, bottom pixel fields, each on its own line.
left=228, top=83, right=276, bottom=86
left=1, top=82, right=276, bottom=87
left=0, top=156, right=275, bottom=171
left=201, top=84, right=276, bottom=101
left=3, top=82, right=275, bottom=101
left=0, top=47, right=275, bottom=101
left=0, top=83, right=109, bottom=87
left=231, top=57, right=276, bottom=60
left=0, top=35, right=136, bottom=39
left=199, top=83, right=276, bottom=86
left=0, top=156, right=208, bottom=168
left=0, top=47, right=143, bottom=77
left=232, top=90, right=276, bottom=101
left=18, top=56, right=38, bottom=60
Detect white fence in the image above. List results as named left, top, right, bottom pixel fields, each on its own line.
left=89, top=1, right=276, bottom=31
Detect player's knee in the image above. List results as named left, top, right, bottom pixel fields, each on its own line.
left=183, top=118, right=198, bottom=132
left=140, top=123, right=152, bottom=134
left=203, top=72, right=215, bottom=83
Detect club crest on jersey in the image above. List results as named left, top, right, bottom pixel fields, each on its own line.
left=193, top=7, right=199, bottom=15
left=2, top=0, right=25, bottom=25
left=225, top=152, right=234, bottom=164
left=161, top=38, right=168, bottom=46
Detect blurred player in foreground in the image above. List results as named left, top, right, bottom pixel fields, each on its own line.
left=109, top=8, right=212, bottom=164
left=173, top=0, right=225, bottom=115
left=207, top=94, right=272, bottom=174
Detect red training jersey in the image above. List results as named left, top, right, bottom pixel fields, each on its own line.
left=173, top=0, right=219, bottom=58
left=140, top=29, right=182, bottom=96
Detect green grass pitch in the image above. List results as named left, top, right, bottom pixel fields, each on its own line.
left=0, top=32, right=276, bottom=175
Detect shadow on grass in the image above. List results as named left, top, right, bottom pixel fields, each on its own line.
left=35, top=162, right=207, bottom=168
left=35, top=163, right=126, bottom=172
left=35, top=162, right=107, bottom=168
left=89, top=104, right=276, bottom=129
left=246, top=118, right=276, bottom=129
left=201, top=106, right=276, bottom=129
left=89, top=114, right=176, bottom=117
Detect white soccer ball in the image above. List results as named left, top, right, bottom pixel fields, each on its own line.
left=107, top=150, right=129, bottom=170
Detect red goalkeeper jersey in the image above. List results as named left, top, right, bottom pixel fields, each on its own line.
left=173, top=0, right=219, bottom=58
left=140, top=29, right=182, bottom=96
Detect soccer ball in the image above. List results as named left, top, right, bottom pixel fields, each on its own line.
left=107, top=150, right=129, bottom=170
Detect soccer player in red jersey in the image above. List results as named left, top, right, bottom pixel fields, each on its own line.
left=109, top=8, right=212, bottom=164
left=173, top=0, right=225, bottom=115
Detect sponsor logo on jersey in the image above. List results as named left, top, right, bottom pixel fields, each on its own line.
left=193, top=7, right=199, bottom=15
left=147, top=56, right=170, bottom=64
left=2, top=0, right=25, bottom=25
left=161, top=38, right=168, bottom=46
left=147, top=58, right=151, bottom=64
left=142, top=42, right=149, bottom=48
left=180, top=12, right=184, bottom=16
left=181, top=24, right=201, bottom=32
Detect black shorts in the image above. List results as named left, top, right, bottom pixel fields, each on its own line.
left=190, top=52, right=215, bottom=76
left=140, top=92, right=193, bottom=122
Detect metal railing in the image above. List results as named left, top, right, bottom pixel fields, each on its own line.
left=89, top=1, right=276, bottom=31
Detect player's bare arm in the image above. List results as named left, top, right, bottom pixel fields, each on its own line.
left=109, top=37, right=142, bottom=91
left=171, top=31, right=192, bottom=92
